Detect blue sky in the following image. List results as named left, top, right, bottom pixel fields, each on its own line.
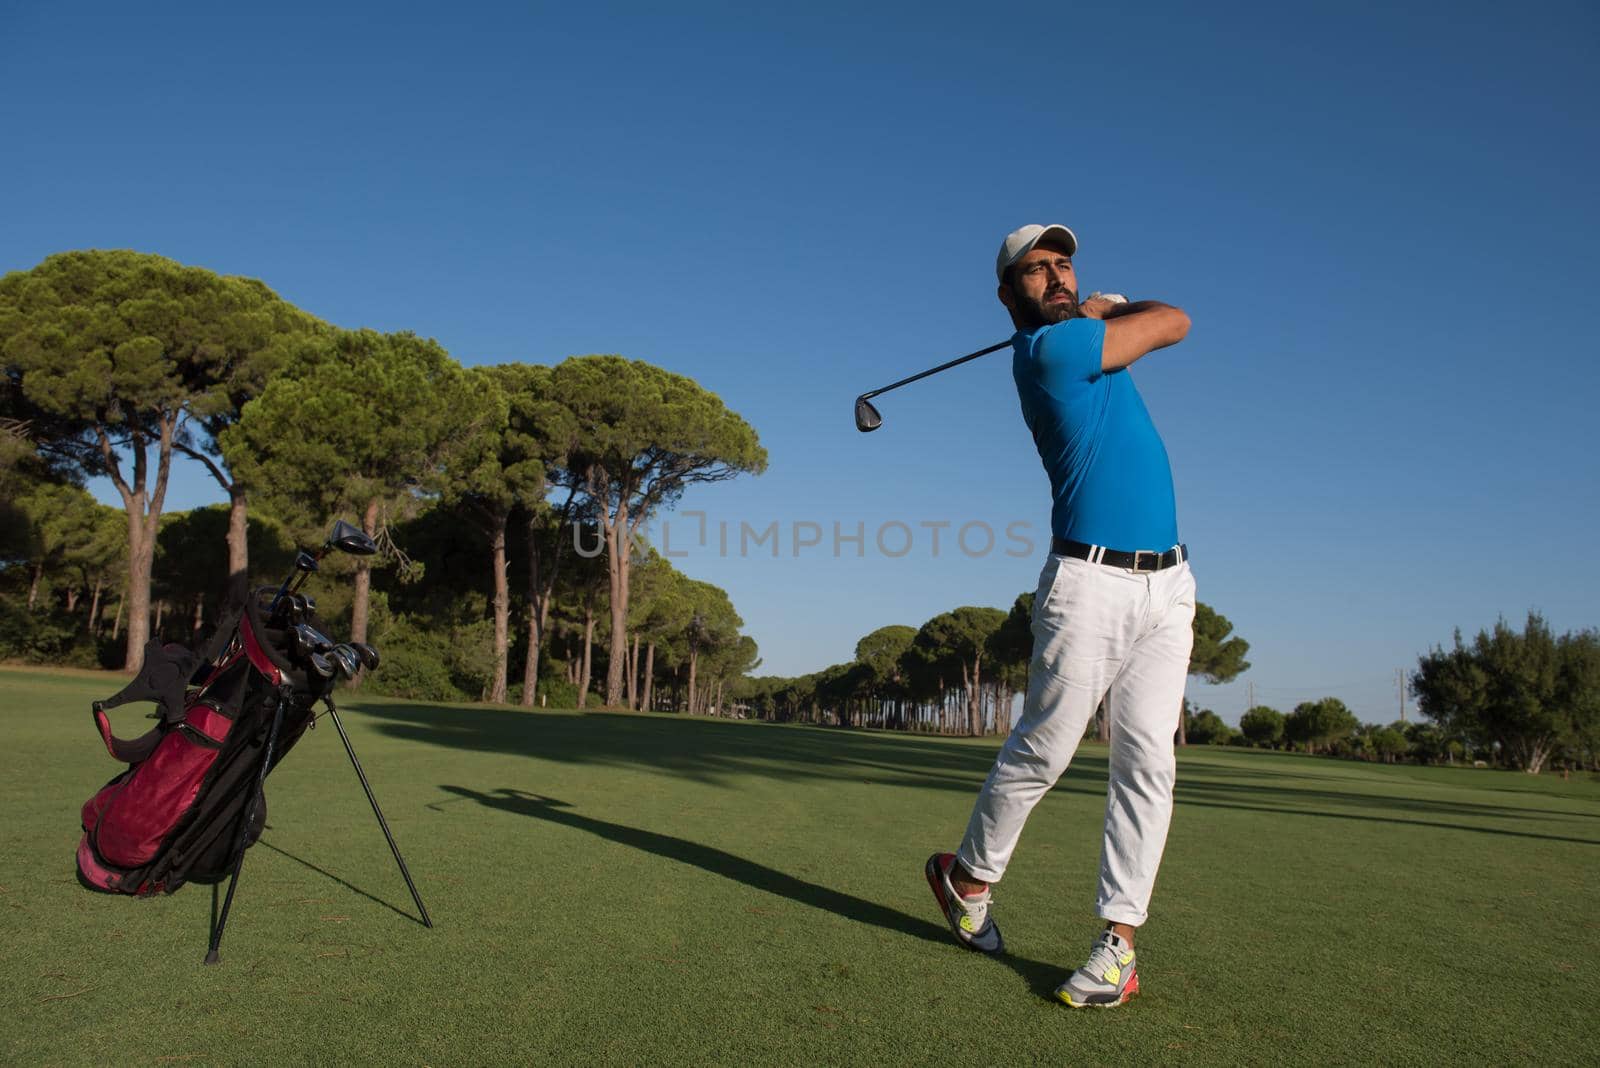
left=4, top=2, right=1597, bottom=724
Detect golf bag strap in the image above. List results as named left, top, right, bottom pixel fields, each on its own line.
left=91, top=701, right=164, bottom=764
left=97, top=639, right=203, bottom=725
left=198, top=605, right=242, bottom=667
left=241, top=587, right=291, bottom=684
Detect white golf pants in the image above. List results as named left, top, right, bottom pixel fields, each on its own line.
left=956, top=552, right=1196, bottom=926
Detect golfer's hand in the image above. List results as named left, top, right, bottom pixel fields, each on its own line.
left=1079, top=293, right=1127, bottom=320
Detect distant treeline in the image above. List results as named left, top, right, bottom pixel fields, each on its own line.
left=733, top=596, right=1251, bottom=744
left=734, top=605, right=1597, bottom=774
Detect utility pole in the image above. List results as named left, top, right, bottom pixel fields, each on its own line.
left=1247, top=680, right=1255, bottom=713
left=1397, top=668, right=1406, bottom=723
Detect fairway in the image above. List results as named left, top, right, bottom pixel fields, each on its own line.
left=4, top=667, right=1597, bottom=1066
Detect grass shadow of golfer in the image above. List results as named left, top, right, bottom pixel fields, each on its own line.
left=436, top=785, right=1064, bottom=1002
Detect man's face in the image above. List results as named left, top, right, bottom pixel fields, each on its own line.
left=1000, top=241, right=1078, bottom=328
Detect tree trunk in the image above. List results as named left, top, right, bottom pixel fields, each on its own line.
left=715, top=678, right=724, bottom=717
left=27, top=562, right=43, bottom=610
left=521, top=598, right=541, bottom=707
left=603, top=494, right=632, bottom=706
left=126, top=518, right=155, bottom=670
left=1176, top=697, right=1188, bottom=746
left=578, top=585, right=595, bottom=709
left=192, top=592, right=204, bottom=634
left=87, top=578, right=103, bottom=634
left=177, top=441, right=250, bottom=609
left=350, top=496, right=380, bottom=649
left=65, top=586, right=80, bottom=613
left=687, top=646, right=699, bottom=715
left=225, top=485, right=249, bottom=608
left=642, top=641, right=655, bottom=712
left=488, top=513, right=509, bottom=704
left=111, top=592, right=124, bottom=641
left=520, top=492, right=577, bottom=708
left=627, top=633, right=640, bottom=710
left=521, top=513, right=543, bottom=708
left=1097, top=697, right=1110, bottom=742
left=969, top=654, right=983, bottom=736
left=153, top=598, right=165, bottom=634
left=110, top=416, right=176, bottom=674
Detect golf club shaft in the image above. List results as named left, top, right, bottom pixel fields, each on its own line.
left=270, top=545, right=327, bottom=613
left=861, top=340, right=1009, bottom=401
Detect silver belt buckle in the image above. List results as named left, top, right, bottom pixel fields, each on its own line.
left=1132, top=550, right=1154, bottom=572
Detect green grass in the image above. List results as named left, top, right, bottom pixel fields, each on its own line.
left=3, top=665, right=1598, bottom=1065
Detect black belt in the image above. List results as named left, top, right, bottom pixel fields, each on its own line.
left=1051, top=538, right=1188, bottom=572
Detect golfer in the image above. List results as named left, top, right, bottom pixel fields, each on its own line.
left=925, top=224, right=1195, bottom=1008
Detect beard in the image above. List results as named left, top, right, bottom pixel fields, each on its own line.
left=1011, top=284, right=1079, bottom=329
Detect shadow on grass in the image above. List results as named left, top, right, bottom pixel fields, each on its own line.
left=1173, top=778, right=1600, bottom=826
left=356, top=702, right=1598, bottom=843
left=1171, top=787, right=1600, bottom=846
left=434, top=785, right=1066, bottom=1002
left=255, top=838, right=429, bottom=926
left=362, top=703, right=1011, bottom=792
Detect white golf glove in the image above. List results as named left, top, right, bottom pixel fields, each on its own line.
left=1087, top=292, right=1128, bottom=304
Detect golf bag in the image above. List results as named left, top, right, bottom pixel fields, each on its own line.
left=73, top=518, right=431, bottom=963
left=76, top=589, right=331, bottom=896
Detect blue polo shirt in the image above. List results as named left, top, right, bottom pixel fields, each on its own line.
left=1012, top=318, right=1178, bottom=551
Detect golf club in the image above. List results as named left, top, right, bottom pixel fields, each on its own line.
left=329, top=644, right=360, bottom=680
left=350, top=642, right=381, bottom=671
left=268, top=551, right=320, bottom=616
left=854, top=340, right=1009, bottom=432
left=292, top=624, right=334, bottom=659
left=273, top=520, right=381, bottom=614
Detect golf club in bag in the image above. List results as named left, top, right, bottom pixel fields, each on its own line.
left=75, top=519, right=433, bottom=964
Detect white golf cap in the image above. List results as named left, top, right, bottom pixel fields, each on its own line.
left=996, top=223, right=1079, bottom=282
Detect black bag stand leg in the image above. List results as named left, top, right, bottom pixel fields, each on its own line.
left=324, top=696, right=433, bottom=928
left=204, top=687, right=289, bottom=965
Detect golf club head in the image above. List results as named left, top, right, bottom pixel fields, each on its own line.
left=308, top=652, right=336, bottom=679
left=294, top=550, right=319, bottom=574
left=300, top=594, right=316, bottom=616
left=330, top=644, right=361, bottom=679
left=326, top=518, right=378, bottom=557
left=854, top=395, right=882, bottom=433
left=294, top=624, right=333, bottom=654
left=350, top=641, right=381, bottom=671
